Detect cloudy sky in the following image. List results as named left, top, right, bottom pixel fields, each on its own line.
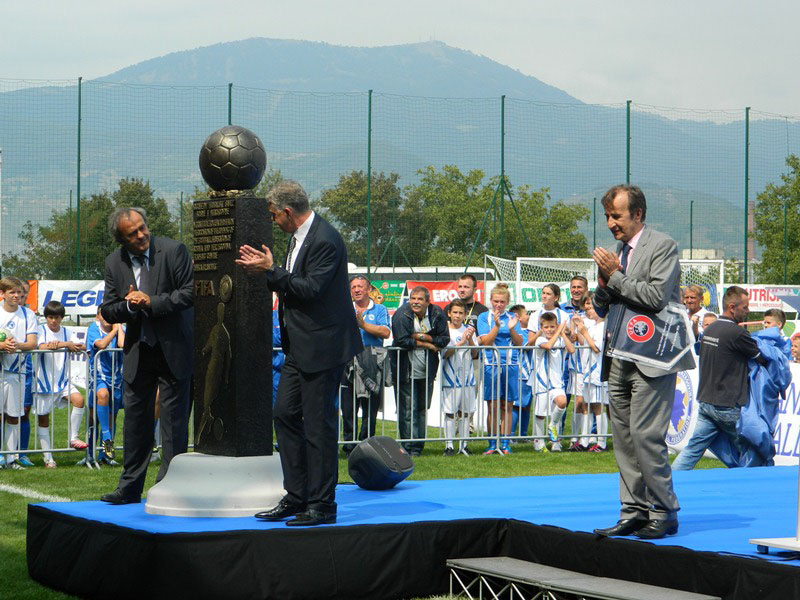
left=2, top=0, right=797, bottom=115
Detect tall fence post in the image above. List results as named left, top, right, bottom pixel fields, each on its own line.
left=744, top=106, right=750, bottom=283
left=367, top=90, right=372, bottom=276
left=69, top=190, right=73, bottom=279
left=626, top=100, right=631, bottom=184
left=76, top=77, right=82, bottom=272
left=228, top=83, right=233, bottom=125
left=500, top=95, right=506, bottom=257
left=179, top=191, right=184, bottom=243
left=690, top=199, right=694, bottom=259
left=592, top=196, right=597, bottom=251
left=784, top=200, right=788, bottom=284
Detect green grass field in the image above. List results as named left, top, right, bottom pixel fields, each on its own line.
left=1, top=413, right=724, bottom=600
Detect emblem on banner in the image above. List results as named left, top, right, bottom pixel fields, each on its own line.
left=626, top=315, right=655, bottom=343
left=667, top=371, right=694, bottom=446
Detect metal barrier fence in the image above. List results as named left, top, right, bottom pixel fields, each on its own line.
left=2, top=79, right=800, bottom=281
left=337, top=344, right=612, bottom=456
left=2, top=343, right=609, bottom=468
left=0, top=348, right=90, bottom=468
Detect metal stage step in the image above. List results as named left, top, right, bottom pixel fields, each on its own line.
left=447, top=556, right=721, bottom=600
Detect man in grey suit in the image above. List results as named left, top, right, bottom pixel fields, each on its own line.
left=591, top=185, right=694, bottom=540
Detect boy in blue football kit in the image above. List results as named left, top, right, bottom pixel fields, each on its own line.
left=86, top=306, right=125, bottom=464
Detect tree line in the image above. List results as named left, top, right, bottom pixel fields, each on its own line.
left=5, top=157, right=797, bottom=283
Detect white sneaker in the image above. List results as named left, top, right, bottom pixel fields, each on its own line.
left=7, top=460, right=27, bottom=470
left=44, top=459, right=57, bottom=469
left=550, top=442, right=562, bottom=452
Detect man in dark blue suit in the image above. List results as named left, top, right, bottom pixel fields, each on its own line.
left=237, top=180, right=362, bottom=526
left=99, top=207, right=194, bottom=505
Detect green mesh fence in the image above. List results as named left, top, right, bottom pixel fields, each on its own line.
left=749, top=110, right=800, bottom=283
left=630, top=103, right=744, bottom=267
left=1, top=77, right=800, bottom=282
left=505, top=99, right=626, bottom=252
left=0, top=79, right=77, bottom=276
left=371, top=94, right=499, bottom=269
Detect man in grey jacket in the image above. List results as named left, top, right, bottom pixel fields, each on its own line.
left=591, top=184, right=694, bottom=540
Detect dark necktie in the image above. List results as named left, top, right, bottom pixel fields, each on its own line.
left=286, top=236, right=297, bottom=272
left=134, top=255, right=157, bottom=346
left=620, top=243, right=631, bottom=273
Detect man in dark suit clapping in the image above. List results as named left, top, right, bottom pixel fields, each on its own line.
left=237, top=181, right=362, bottom=526
left=100, top=207, right=194, bottom=505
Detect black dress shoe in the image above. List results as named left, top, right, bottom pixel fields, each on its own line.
left=254, top=497, right=306, bottom=521
left=634, top=519, right=678, bottom=539
left=593, top=518, right=648, bottom=536
left=286, top=508, right=337, bottom=527
left=100, top=489, right=142, bottom=505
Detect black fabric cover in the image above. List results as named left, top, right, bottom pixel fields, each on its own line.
left=347, top=435, right=414, bottom=490
left=27, top=506, right=800, bottom=600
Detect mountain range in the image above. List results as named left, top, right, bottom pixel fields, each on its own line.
left=1, top=38, right=796, bottom=259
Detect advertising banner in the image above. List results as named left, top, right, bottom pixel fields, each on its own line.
left=774, top=362, right=800, bottom=466
left=34, top=280, right=104, bottom=317
left=734, top=285, right=800, bottom=312
left=371, top=280, right=406, bottom=309
left=406, top=280, right=486, bottom=309
left=516, top=282, right=571, bottom=310
left=667, top=366, right=701, bottom=453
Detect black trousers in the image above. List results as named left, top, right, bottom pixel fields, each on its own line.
left=274, top=357, right=345, bottom=512
left=397, top=377, right=434, bottom=453
left=118, top=343, right=190, bottom=496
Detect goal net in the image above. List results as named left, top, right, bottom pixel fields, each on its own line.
left=485, top=255, right=724, bottom=312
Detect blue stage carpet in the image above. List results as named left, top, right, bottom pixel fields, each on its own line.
left=35, top=464, right=799, bottom=563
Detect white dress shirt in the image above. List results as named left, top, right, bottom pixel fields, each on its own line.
left=287, top=211, right=316, bottom=273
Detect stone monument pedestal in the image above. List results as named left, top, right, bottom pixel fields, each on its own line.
left=145, top=453, right=284, bottom=517
left=145, top=128, right=276, bottom=518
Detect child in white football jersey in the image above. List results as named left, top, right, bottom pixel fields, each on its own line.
left=528, top=312, right=574, bottom=451
left=566, top=316, right=591, bottom=451
left=574, top=292, right=608, bottom=452
left=34, top=300, right=86, bottom=467
left=441, top=300, right=477, bottom=456
left=0, top=277, right=39, bottom=469
left=526, top=284, right=571, bottom=333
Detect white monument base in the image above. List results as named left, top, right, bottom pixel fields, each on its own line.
left=145, top=452, right=285, bottom=517
left=750, top=537, right=800, bottom=554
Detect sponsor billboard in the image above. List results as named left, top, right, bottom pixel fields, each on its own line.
left=34, top=281, right=104, bottom=317
left=406, top=280, right=487, bottom=308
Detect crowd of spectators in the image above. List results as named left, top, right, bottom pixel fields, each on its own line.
left=341, top=274, right=616, bottom=457
left=340, top=274, right=796, bottom=464
left=3, top=270, right=798, bottom=469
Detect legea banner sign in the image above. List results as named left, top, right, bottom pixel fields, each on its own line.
left=34, top=281, right=104, bottom=316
